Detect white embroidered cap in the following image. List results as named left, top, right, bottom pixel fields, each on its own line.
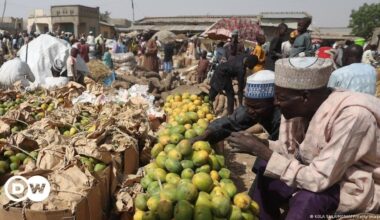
left=245, top=70, right=275, bottom=99
left=275, top=57, right=334, bottom=90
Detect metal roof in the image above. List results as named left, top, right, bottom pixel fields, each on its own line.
left=260, top=21, right=299, bottom=29
left=311, top=27, right=356, bottom=40
left=99, top=21, right=115, bottom=27
left=125, top=24, right=211, bottom=32
left=260, top=12, right=310, bottom=19
left=315, top=27, right=352, bottom=35
left=135, top=15, right=258, bottom=25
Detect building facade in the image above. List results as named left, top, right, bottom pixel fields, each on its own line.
left=28, top=5, right=100, bottom=37
left=259, top=12, right=311, bottom=41
left=99, top=21, right=116, bottom=39
left=0, top=17, right=23, bottom=33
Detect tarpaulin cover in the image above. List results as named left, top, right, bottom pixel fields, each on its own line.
left=17, top=34, right=89, bottom=85
left=202, top=17, right=264, bottom=41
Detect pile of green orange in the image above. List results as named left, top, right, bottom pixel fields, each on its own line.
left=0, top=149, right=38, bottom=175
left=59, top=111, right=97, bottom=136
left=0, top=94, right=26, bottom=116
left=133, top=93, right=259, bottom=220
left=79, top=155, right=107, bottom=173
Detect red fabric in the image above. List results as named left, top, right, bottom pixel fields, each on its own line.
left=316, top=46, right=332, bottom=59
left=78, top=43, right=90, bottom=63
left=202, top=17, right=263, bottom=41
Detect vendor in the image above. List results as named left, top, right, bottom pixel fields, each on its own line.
left=66, top=47, right=84, bottom=85
left=289, top=17, right=313, bottom=57
left=228, top=57, right=380, bottom=219
left=194, top=70, right=279, bottom=144
left=209, top=54, right=258, bottom=115
left=192, top=70, right=281, bottom=194
left=251, top=34, right=266, bottom=73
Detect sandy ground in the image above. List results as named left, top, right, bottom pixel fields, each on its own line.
left=223, top=142, right=258, bottom=192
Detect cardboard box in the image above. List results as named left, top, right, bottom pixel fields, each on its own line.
left=0, top=166, right=111, bottom=220
left=123, top=145, right=139, bottom=176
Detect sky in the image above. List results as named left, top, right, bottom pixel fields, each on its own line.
left=4, top=0, right=379, bottom=27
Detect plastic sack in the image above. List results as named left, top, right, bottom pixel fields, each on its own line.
left=17, top=34, right=89, bottom=85
left=103, top=71, right=116, bottom=86
left=0, top=58, right=35, bottom=87
left=42, top=77, right=69, bottom=90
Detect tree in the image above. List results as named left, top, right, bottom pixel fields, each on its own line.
left=349, top=3, right=380, bottom=39
left=100, top=11, right=111, bottom=22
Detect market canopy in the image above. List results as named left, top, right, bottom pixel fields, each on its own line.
left=151, top=30, right=176, bottom=43
left=201, top=17, right=264, bottom=41
left=125, top=31, right=140, bottom=38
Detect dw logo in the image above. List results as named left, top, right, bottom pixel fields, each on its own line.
left=3, top=176, right=51, bottom=202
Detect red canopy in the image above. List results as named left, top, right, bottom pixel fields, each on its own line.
left=202, top=17, right=264, bottom=41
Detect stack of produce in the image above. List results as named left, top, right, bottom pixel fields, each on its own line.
left=0, top=82, right=155, bottom=219
left=133, top=93, right=259, bottom=220
left=0, top=149, right=38, bottom=175
left=87, top=59, right=112, bottom=82
left=112, top=52, right=138, bottom=72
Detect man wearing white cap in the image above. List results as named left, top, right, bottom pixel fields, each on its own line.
left=328, top=44, right=376, bottom=95
left=191, top=70, right=281, bottom=195
left=86, top=31, right=95, bottom=45
left=228, top=57, right=380, bottom=219
left=194, top=70, right=280, bottom=143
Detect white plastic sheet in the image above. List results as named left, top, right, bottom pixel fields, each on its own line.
left=17, top=34, right=89, bottom=86
left=0, top=58, right=35, bottom=87
left=71, top=84, right=164, bottom=117
left=42, top=77, right=69, bottom=90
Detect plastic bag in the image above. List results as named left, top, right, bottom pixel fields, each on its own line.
left=42, top=77, right=69, bottom=89
left=103, top=71, right=116, bottom=86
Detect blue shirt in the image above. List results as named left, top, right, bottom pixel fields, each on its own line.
left=102, top=51, right=113, bottom=69
left=327, top=63, right=377, bottom=95
left=290, top=32, right=313, bottom=57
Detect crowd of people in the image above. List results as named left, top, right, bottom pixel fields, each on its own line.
left=189, top=16, right=380, bottom=219
left=0, top=16, right=379, bottom=218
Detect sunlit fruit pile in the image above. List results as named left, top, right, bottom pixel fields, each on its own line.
left=58, top=111, right=96, bottom=136
left=0, top=149, right=38, bottom=175
left=28, top=96, right=64, bottom=121
left=0, top=94, right=26, bottom=116
left=79, top=155, right=107, bottom=173
left=133, top=93, right=259, bottom=220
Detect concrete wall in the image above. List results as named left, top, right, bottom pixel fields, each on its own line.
left=50, top=5, right=99, bottom=36
left=100, top=25, right=115, bottom=38
left=27, top=16, right=51, bottom=33
left=0, top=17, right=24, bottom=33
left=51, top=6, right=79, bottom=17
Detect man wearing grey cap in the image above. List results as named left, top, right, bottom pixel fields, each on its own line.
left=228, top=57, right=380, bottom=219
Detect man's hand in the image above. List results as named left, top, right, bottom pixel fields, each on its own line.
left=189, top=136, right=205, bottom=146
left=227, top=132, right=273, bottom=161
left=189, top=129, right=214, bottom=145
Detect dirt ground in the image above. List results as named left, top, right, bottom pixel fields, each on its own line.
left=223, top=142, right=258, bottom=192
